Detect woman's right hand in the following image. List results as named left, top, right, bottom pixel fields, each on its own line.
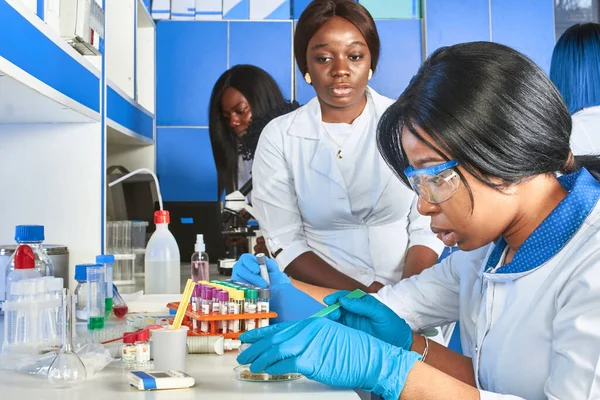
left=325, top=291, right=414, bottom=350
left=232, top=253, right=291, bottom=288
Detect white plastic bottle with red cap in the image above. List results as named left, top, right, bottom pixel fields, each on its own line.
left=144, top=210, right=181, bottom=294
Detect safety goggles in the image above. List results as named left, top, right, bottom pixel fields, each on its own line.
left=404, top=160, right=461, bottom=204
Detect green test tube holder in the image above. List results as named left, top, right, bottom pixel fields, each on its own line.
left=309, top=289, right=367, bottom=318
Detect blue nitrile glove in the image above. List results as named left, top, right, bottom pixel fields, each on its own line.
left=238, top=318, right=421, bottom=400
left=232, top=253, right=323, bottom=323
left=232, top=253, right=291, bottom=288
left=324, top=290, right=413, bottom=350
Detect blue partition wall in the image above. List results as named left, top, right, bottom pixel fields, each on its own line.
left=156, top=0, right=556, bottom=202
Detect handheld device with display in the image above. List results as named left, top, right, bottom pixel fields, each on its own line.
left=128, top=370, right=195, bottom=391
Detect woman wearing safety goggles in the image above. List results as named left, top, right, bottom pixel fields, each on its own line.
left=234, top=41, right=600, bottom=400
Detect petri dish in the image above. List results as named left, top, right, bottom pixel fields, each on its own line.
left=234, top=365, right=303, bottom=382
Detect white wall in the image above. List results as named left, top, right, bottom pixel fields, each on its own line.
left=0, top=123, right=103, bottom=290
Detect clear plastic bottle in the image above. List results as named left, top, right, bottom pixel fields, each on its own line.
left=5, top=245, right=42, bottom=300
left=3, top=225, right=53, bottom=302
left=74, top=264, right=96, bottom=322
left=144, top=211, right=181, bottom=294
left=191, top=234, right=209, bottom=282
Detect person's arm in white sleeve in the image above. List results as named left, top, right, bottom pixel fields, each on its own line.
left=376, top=247, right=477, bottom=330
left=252, top=121, right=374, bottom=292
left=541, top=253, right=600, bottom=399
left=402, top=196, right=446, bottom=279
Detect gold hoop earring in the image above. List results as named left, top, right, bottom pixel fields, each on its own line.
left=368, top=69, right=373, bottom=80
left=304, top=73, right=312, bottom=85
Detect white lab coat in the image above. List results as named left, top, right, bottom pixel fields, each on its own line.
left=252, top=87, right=443, bottom=286
left=571, top=105, right=600, bottom=155
left=377, top=169, right=600, bottom=399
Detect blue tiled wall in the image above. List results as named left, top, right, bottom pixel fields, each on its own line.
left=490, top=0, right=555, bottom=73
left=425, top=0, right=491, bottom=53
left=157, top=127, right=218, bottom=201
left=229, top=21, right=293, bottom=100
left=156, top=1, right=556, bottom=202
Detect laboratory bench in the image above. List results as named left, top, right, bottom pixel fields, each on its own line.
left=0, top=262, right=362, bottom=399
left=0, top=353, right=360, bottom=399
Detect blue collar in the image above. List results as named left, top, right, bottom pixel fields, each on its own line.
left=485, top=168, right=600, bottom=275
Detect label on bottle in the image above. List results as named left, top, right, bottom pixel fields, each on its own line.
left=191, top=302, right=198, bottom=330
left=258, top=318, right=270, bottom=328
left=246, top=319, right=256, bottom=331
left=228, top=303, right=240, bottom=332
left=135, top=343, right=150, bottom=365
left=122, top=346, right=137, bottom=366
left=247, top=303, right=257, bottom=314
left=202, top=303, right=210, bottom=315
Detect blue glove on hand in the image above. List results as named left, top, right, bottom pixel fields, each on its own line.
left=232, top=253, right=291, bottom=288
left=324, top=290, right=414, bottom=350
left=232, top=253, right=323, bottom=323
left=238, top=318, right=421, bottom=400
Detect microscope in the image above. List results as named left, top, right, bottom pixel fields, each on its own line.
left=219, top=179, right=260, bottom=275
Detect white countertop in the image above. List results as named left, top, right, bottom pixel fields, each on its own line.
left=0, top=353, right=360, bottom=399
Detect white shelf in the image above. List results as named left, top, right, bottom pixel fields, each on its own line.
left=136, top=0, right=156, bottom=114
left=0, top=73, right=97, bottom=123
left=107, top=79, right=155, bottom=145
left=107, top=121, right=153, bottom=146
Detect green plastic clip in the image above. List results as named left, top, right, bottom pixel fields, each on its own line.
left=309, top=289, right=368, bottom=318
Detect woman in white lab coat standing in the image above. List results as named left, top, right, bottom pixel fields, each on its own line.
left=237, top=42, right=600, bottom=399
left=550, top=23, right=600, bottom=155
left=249, top=0, right=443, bottom=292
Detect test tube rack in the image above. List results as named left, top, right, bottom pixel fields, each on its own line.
left=166, top=302, right=278, bottom=340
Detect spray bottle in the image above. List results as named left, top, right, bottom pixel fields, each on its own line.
left=191, top=234, right=209, bottom=282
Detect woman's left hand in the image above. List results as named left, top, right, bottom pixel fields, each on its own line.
left=237, top=318, right=421, bottom=400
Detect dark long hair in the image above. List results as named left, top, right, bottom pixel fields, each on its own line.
left=209, top=65, right=285, bottom=197
left=377, top=41, right=600, bottom=204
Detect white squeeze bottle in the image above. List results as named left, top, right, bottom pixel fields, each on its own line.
left=144, top=210, right=181, bottom=294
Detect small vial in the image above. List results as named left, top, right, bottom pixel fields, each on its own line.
left=219, top=291, right=229, bottom=334
left=121, top=332, right=137, bottom=368
left=213, top=289, right=222, bottom=332
left=191, top=285, right=200, bottom=331
left=258, top=289, right=271, bottom=328
left=135, top=329, right=150, bottom=367
left=245, top=289, right=258, bottom=331
left=229, top=290, right=243, bottom=333
left=256, top=253, right=270, bottom=286
left=201, top=287, right=212, bottom=333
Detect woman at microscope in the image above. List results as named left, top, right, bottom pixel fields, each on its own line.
left=209, top=64, right=299, bottom=201
left=238, top=0, right=444, bottom=294
left=209, top=65, right=299, bottom=254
